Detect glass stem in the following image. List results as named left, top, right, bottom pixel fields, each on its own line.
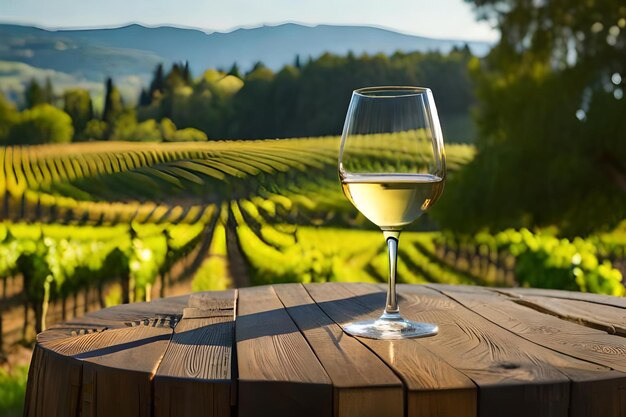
left=382, top=230, right=401, bottom=319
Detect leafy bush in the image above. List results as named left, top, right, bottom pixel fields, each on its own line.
left=8, top=104, right=73, bottom=145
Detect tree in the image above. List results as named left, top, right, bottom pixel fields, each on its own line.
left=108, top=110, right=140, bottom=141
left=227, top=62, right=241, bottom=79
left=43, top=78, right=54, bottom=104
left=247, top=61, right=268, bottom=76
left=8, top=104, right=74, bottom=145
left=0, top=92, right=18, bottom=142
left=83, top=119, right=107, bottom=140
left=24, top=79, right=46, bottom=109
left=102, top=77, right=124, bottom=126
left=132, top=50, right=476, bottom=141
left=182, top=61, right=192, bottom=84
left=165, top=63, right=185, bottom=91
left=138, top=88, right=151, bottom=107
left=63, top=88, right=93, bottom=139
left=149, top=63, right=165, bottom=102
left=434, top=0, right=626, bottom=236
left=233, top=64, right=275, bottom=138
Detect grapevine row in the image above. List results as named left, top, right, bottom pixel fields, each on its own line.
left=0, top=137, right=475, bottom=225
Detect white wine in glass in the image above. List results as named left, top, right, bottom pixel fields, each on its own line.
left=338, top=86, right=446, bottom=340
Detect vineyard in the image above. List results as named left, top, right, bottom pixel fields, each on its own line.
left=0, top=135, right=624, bottom=357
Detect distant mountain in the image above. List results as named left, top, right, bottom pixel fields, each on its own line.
left=0, top=22, right=491, bottom=81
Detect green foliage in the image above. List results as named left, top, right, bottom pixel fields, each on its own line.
left=0, top=365, right=28, bottom=417
left=128, top=119, right=163, bottom=142
left=7, top=104, right=73, bottom=145
left=102, top=77, right=124, bottom=125
left=108, top=113, right=207, bottom=142
left=227, top=62, right=241, bottom=79
left=24, top=78, right=52, bottom=109
left=129, top=233, right=167, bottom=300
left=167, top=127, right=207, bottom=142
left=229, top=50, right=476, bottom=140
left=83, top=119, right=107, bottom=140
left=148, top=63, right=165, bottom=103
left=63, top=88, right=93, bottom=139
left=438, top=1, right=626, bottom=235
left=439, top=228, right=625, bottom=296
left=192, top=221, right=230, bottom=291
left=6, top=50, right=477, bottom=144
left=0, top=233, right=20, bottom=278
left=3, top=221, right=205, bottom=329
left=0, top=92, right=18, bottom=142
left=161, top=118, right=207, bottom=142
left=135, top=50, right=476, bottom=141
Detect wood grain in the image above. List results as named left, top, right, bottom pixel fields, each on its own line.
left=26, top=284, right=626, bottom=417
left=430, top=285, right=626, bottom=371
left=38, top=294, right=189, bottom=344
left=428, top=284, right=626, bottom=417
left=26, top=296, right=187, bottom=417
left=495, top=289, right=626, bottom=336
left=305, top=282, right=477, bottom=417
left=273, top=283, right=403, bottom=417
left=348, top=283, right=623, bottom=417
left=154, top=290, right=236, bottom=417
left=236, top=285, right=332, bottom=417
left=23, top=345, right=82, bottom=417
left=496, top=287, right=626, bottom=309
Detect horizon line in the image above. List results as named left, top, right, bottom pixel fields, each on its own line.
left=0, top=20, right=498, bottom=44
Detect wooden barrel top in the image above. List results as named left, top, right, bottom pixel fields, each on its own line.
left=24, top=283, right=626, bottom=417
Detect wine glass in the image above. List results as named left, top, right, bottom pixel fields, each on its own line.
left=338, top=86, right=446, bottom=339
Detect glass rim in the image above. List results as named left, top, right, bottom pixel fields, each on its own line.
left=353, top=86, right=431, bottom=98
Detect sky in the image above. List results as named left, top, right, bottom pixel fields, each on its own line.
left=0, top=0, right=498, bottom=42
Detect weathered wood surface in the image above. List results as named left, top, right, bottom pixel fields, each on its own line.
left=236, top=285, right=332, bottom=417
left=154, top=290, right=236, bottom=417
left=25, top=284, right=626, bottom=417
left=305, top=283, right=477, bottom=417
left=273, top=284, right=403, bottom=417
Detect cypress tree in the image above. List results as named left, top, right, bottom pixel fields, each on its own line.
left=149, top=64, right=165, bottom=101
left=138, top=88, right=151, bottom=106
left=63, top=88, right=93, bottom=139
left=102, top=77, right=123, bottom=125
left=24, top=79, right=45, bottom=109
left=43, top=78, right=54, bottom=104
left=165, top=63, right=184, bottom=91
left=228, top=62, right=241, bottom=78
left=182, top=61, right=191, bottom=84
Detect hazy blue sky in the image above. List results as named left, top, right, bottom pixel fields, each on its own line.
left=0, top=0, right=498, bottom=41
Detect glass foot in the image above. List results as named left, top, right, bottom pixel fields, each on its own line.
left=343, top=316, right=438, bottom=340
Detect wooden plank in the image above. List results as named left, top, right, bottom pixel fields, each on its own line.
left=494, top=289, right=626, bottom=336
left=428, top=284, right=626, bottom=417
left=305, top=282, right=477, bottom=417
left=345, top=283, right=625, bottom=417
left=38, top=295, right=189, bottom=344
left=236, top=285, right=332, bottom=417
left=48, top=324, right=174, bottom=417
left=30, top=298, right=186, bottom=417
left=273, top=283, right=403, bottom=417
left=23, top=345, right=82, bottom=417
left=429, top=284, right=626, bottom=371
left=497, top=287, right=626, bottom=309
left=154, top=290, right=236, bottom=417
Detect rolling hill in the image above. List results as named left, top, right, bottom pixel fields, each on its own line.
left=0, top=22, right=490, bottom=82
